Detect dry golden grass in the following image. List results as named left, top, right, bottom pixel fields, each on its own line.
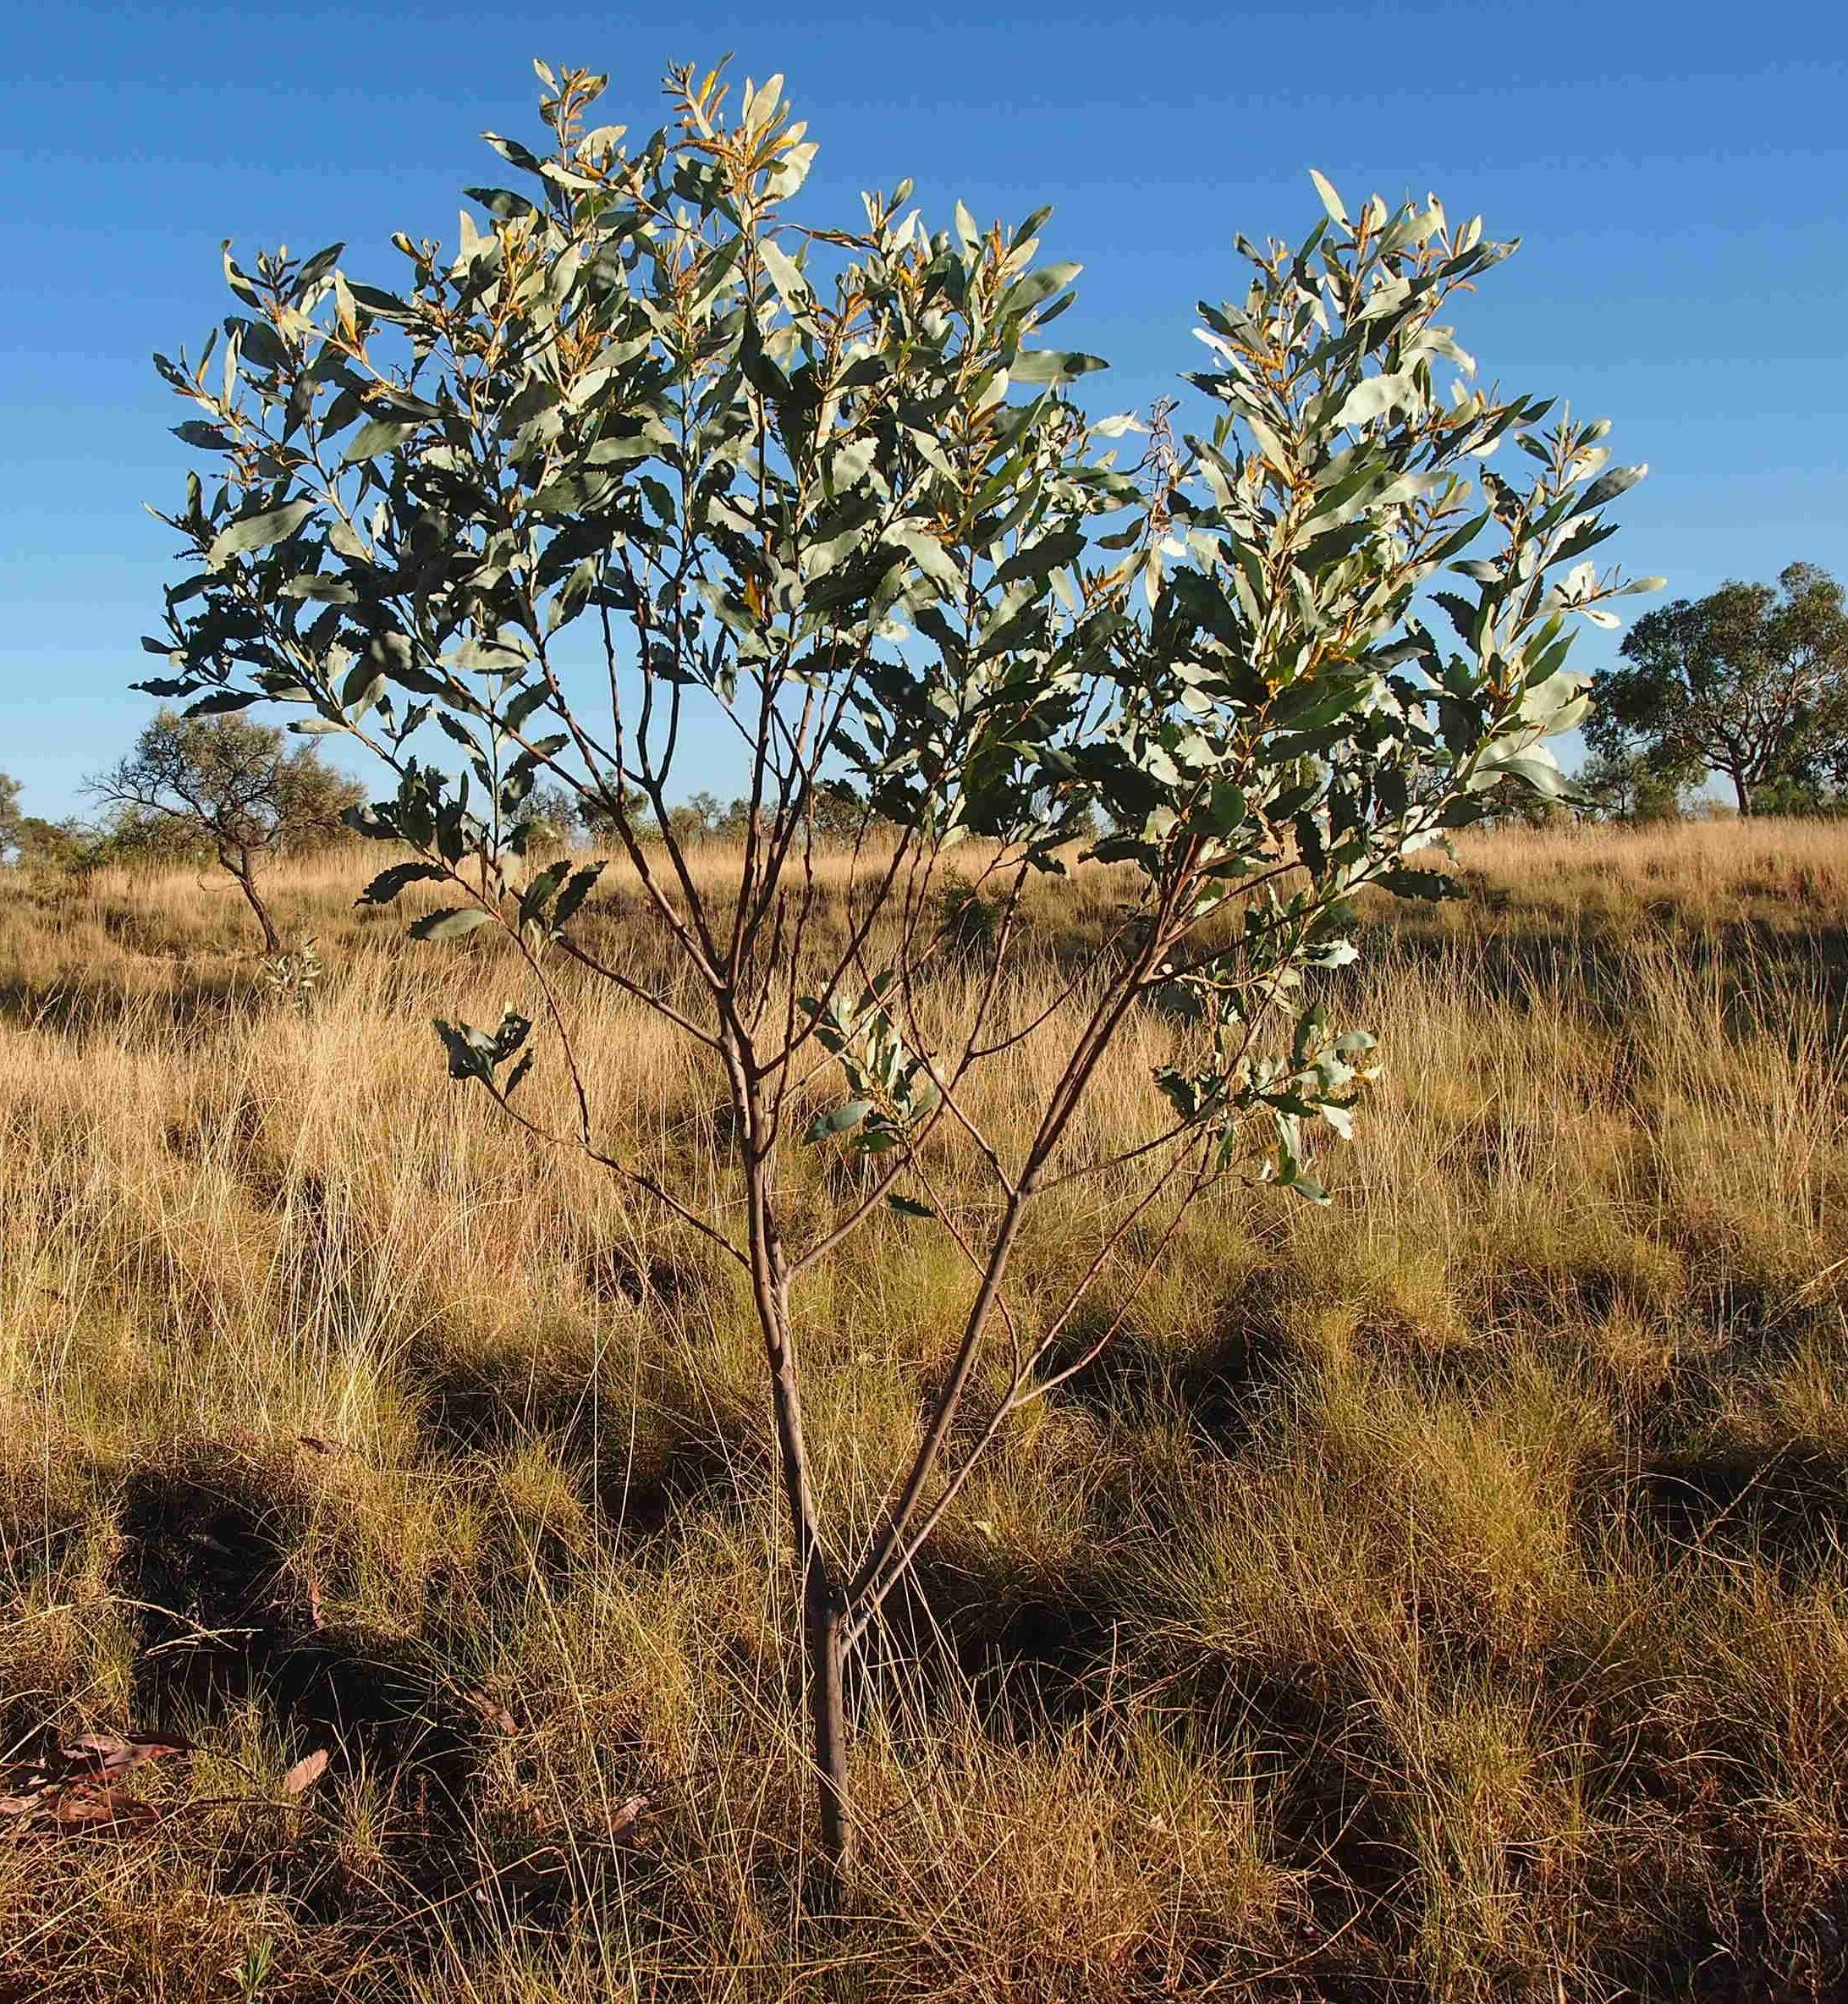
left=3, top=819, right=1847, bottom=2001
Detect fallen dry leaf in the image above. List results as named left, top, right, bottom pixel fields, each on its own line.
left=0, top=1728, right=191, bottom=1833
left=63, top=1732, right=190, bottom=1779
left=49, top=1784, right=158, bottom=1828
left=608, top=1793, right=650, bottom=1842
left=282, top=1749, right=329, bottom=1797
left=460, top=1691, right=517, bottom=1736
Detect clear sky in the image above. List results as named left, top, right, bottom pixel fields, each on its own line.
left=3, top=0, right=1844, bottom=817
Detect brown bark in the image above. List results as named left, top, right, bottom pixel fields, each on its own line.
left=805, top=1566, right=850, bottom=1880
left=729, top=1029, right=855, bottom=1884
left=224, top=850, right=282, bottom=953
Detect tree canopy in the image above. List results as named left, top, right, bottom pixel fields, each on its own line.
left=1587, top=562, right=1848, bottom=813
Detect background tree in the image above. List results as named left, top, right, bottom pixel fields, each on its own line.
left=140, top=60, right=1652, bottom=1879
left=1576, top=749, right=1685, bottom=823
left=576, top=783, right=657, bottom=842
left=520, top=782, right=584, bottom=845
left=2, top=773, right=114, bottom=874
left=88, top=711, right=362, bottom=950
left=809, top=779, right=872, bottom=846
left=12, top=816, right=107, bottom=873
left=1587, top=562, right=1848, bottom=813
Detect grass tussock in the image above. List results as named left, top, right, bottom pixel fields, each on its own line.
left=3, top=818, right=1848, bottom=2000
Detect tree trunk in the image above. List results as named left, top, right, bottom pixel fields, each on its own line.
left=729, top=1039, right=855, bottom=1890
left=224, top=850, right=283, bottom=952
left=1731, top=772, right=1754, bottom=816
left=804, top=1561, right=851, bottom=1884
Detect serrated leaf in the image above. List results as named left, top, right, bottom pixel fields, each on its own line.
left=283, top=574, right=358, bottom=603
left=1375, top=866, right=1460, bottom=902
left=357, top=862, right=447, bottom=906
left=553, top=862, right=605, bottom=928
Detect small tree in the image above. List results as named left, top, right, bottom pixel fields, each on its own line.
left=89, top=710, right=362, bottom=950
left=0, top=773, right=19, bottom=861
left=1576, top=749, right=1685, bottom=823
left=1587, top=562, right=1848, bottom=814
left=140, top=61, right=1652, bottom=1878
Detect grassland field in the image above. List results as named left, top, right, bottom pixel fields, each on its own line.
left=3, top=815, right=1847, bottom=2002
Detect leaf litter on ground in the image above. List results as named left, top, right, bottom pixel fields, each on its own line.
left=0, top=1731, right=190, bottom=1833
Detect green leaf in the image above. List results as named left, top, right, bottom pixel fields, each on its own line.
left=886, top=1192, right=935, bottom=1219
left=1577, top=464, right=1646, bottom=512
left=1473, top=751, right=1569, bottom=799
left=481, top=130, right=543, bottom=172
left=1308, top=169, right=1350, bottom=228
left=1330, top=371, right=1414, bottom=430
left=991, top=527, right=1085, bottom=592
left=173, top=420, right=233, bottom=450
left=490, top=1008, right=531, bottom=1060
left=358, top=862, right=447, bottom=906
left=409, top=907, right=495, bottom=942
left=1009, top=350, right=1108, bottom=385
left=1375, top=866, right=1460, bottom=902
left=1004, top=261, right=1082, bottom=315
left=805, top=1099, right=873, bottom=1143
left=516, top=859, right=571, bottom=928
left=828, top=434, right=878, bottom=493
left=553, top=862, right=606, bottom=928
left=758, top=240, right=812, bottom=311
left=207, top=499, right=316, bottom=566
left=433, top=1017, right=491, bottom=1080
left=343, top=418, right=420, bottom=465
left=283, top=574, right=358, bottom=603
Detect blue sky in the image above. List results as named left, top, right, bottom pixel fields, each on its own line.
left=3, top=0, right=1844, bottom=816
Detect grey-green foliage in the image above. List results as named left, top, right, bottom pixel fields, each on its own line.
left=137, top=58, right=1653, bottom=1867
left=139, top=63, right=1647, bottom=1193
